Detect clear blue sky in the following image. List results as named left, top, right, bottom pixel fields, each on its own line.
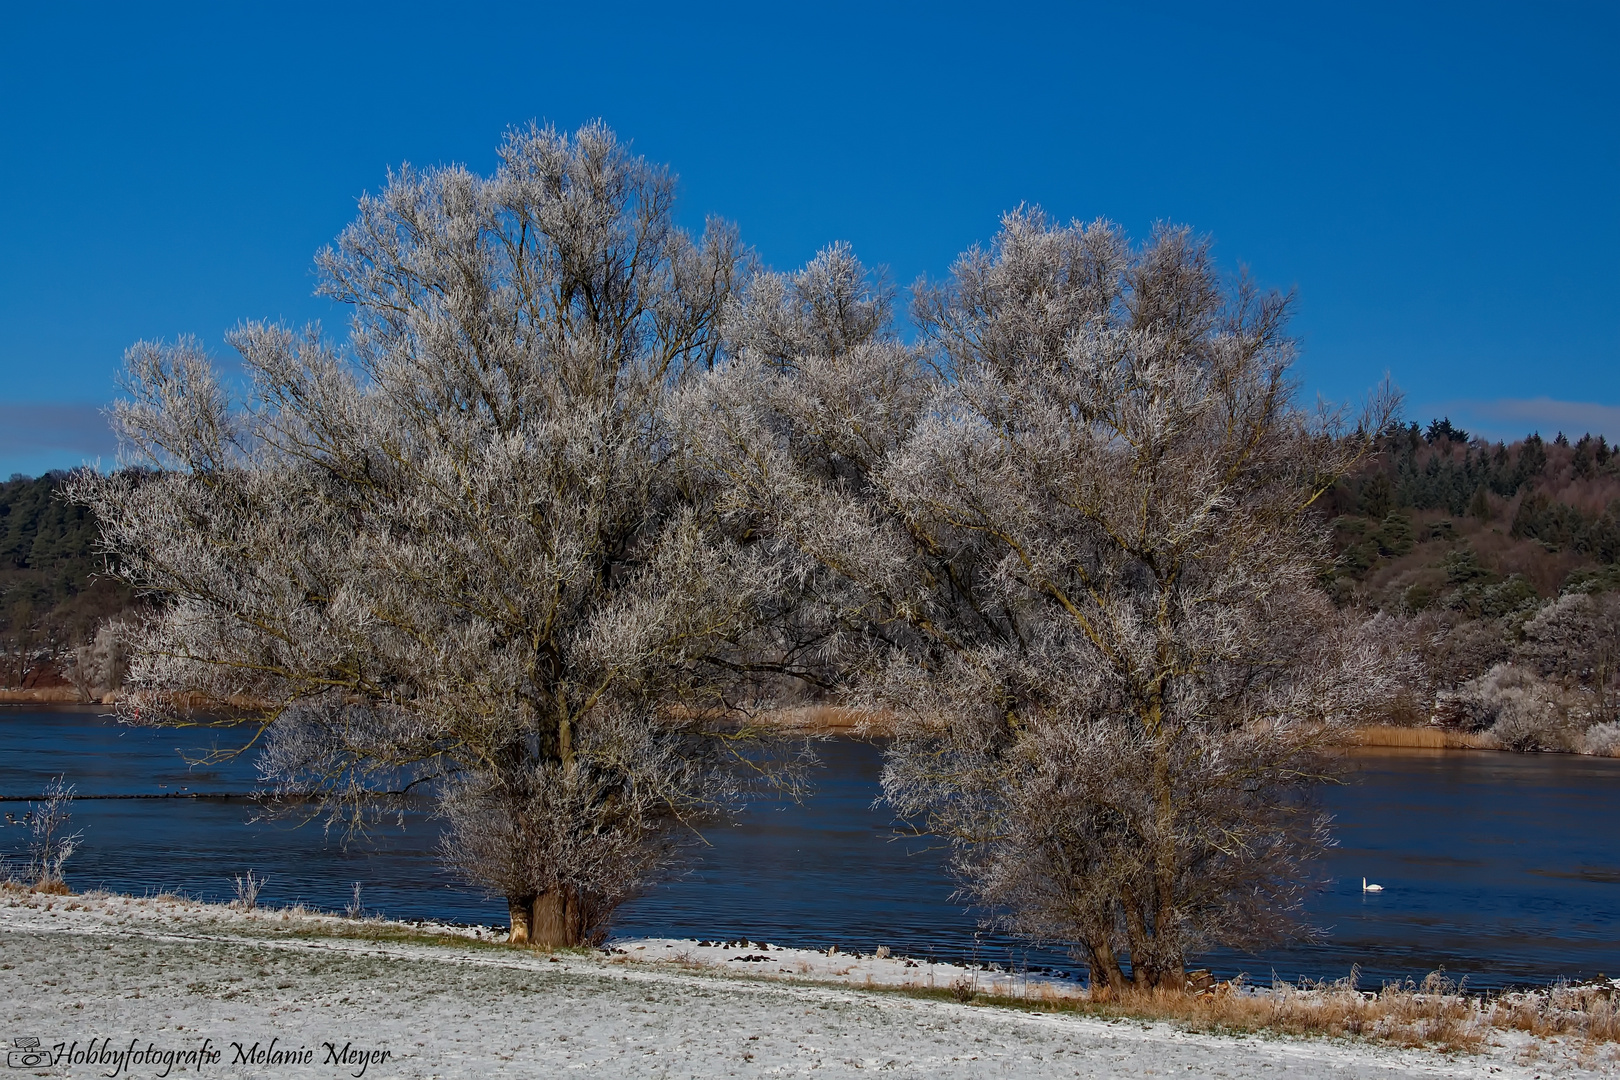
left=2, top=1, right=1616, bottom=477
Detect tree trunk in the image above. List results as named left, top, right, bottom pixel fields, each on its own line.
left=1146, top=684, right=1185, bottom=994
left=530, top=887, right=579, bottom=949
left=507, top=894, right=537, bottom=944
left=1120, top=891, right=1154, bottom=989
left=1085, top=935, right=1129, bottom=998
left=1152, top=950, right=1184, bottom=992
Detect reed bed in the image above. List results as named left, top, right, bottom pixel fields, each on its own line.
left=1350, top=724, right=1500, bottom=750
left=0, top=687, right=81, bottom=704
left=753, top=705, right=897, bottom=735
left=754, top=714, right=1514, bottom=750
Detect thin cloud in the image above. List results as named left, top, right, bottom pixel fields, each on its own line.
left=1422, top=397, right=1620, bottom=443
left=0, top=402, right=116, bottom=458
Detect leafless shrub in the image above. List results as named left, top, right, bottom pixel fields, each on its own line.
left=1416, top=610, right=1515, bottom=694
left=437, top=705, right=743, bottom=945
left=1331, top=612, right=1430, bottom=726
left=26, top=777, right=81, bottom=893
left=231, top=870, right=266, bottom=910
left=1462, top=664, right=1580, bottom=751
left=1581, top=721, right=1620, bottom=757
left=1371, top=584, right=1620, bottom=754
left=345, top=882, right=363, bottom=919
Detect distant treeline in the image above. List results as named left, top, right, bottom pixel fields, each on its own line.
left=1324, top=421, right=1620, bottom=611
left=0, top=471, right=132, bottom=684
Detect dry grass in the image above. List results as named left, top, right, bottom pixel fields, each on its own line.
left=0, top=687, right=81, bottom=704
left=1124, top=973, right=1484, bottom=1053
left=1351, top=725, right=1500, bottom=750
left=0, top=874, right=75, bottom=896
left=753, top=706, right=899, bottom=736
left=1494, top=982, right=1620, bottom=1043
left=757, top=714, right=1522, bottom=749
left=939, top=969, right=1620, bottom=1054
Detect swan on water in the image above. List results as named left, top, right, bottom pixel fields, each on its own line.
left=1362, top=877, right=1384, bottom=893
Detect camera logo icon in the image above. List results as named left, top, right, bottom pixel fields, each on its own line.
left=6, top=1037, right=53, bottom=1069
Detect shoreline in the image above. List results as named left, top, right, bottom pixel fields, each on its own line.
left=2, top=886, right=1616, bottom=1077
left=10, top=699, right=1618, bottom=760
left=8, top=699, right=1618, bottom=761
left=0, top=687, right=82, bottom=704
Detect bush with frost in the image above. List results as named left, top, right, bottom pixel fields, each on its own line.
left=1516, top=591, right=1620, bottom=728
left=1461, top=664, right=1576, bottom=751
left=1581, top=722, right=1620, bottom=757
left=67, top=620, right=130, bottom=702
left=20, top=777, right=82, bottom=893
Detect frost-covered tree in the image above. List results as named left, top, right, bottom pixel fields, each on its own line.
left=71, top=122, right=797, bottom=946
left=67, top=619, right=130, bottom=702
left=691, top=213, right=1395, bottom=992
left=1518, top=591, right=1620, bottom=726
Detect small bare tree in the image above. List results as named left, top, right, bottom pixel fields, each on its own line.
left=72, top=122, right=801, bottom=946
left=26, top=777, right=81, bottom=893
left=692, top=214, right=1396, bottom=992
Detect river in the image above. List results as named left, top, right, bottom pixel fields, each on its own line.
left=3, top=705, right=1616, bottom=990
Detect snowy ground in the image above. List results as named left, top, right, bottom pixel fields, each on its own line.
left=601, top=936, right=1085, bottom=999
left=3, top=890, right=1614, bottom=1078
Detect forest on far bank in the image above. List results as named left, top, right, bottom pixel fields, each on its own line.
left=3, top=420, right=1619, bottom=751
left=1318, top=422, right=1619, bottom=751
left=0, top=471, right=131, bottom=689
left=1324, top=421, right=1620, bottom=609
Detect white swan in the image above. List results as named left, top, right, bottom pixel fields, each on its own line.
left=1362, top=877, right=1384, bottom=893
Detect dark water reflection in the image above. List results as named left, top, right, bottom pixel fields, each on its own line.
left=3, top=706, right=1617, bottom=989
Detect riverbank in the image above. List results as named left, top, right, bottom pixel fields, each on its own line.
left=1350, top=724, right=1620, bottom=756
left=5, top=708, right=1620, bottom=989
left=0, top=687, right=80, bottom=704
left=2, top=887, right=1616, bottom=1078
left=9, top=697, right=1616, bottom=759
left=754, top=713, right=1606, bottom=757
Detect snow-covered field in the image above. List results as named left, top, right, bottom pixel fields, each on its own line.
left=3, top=890, right=1613, bottom=1078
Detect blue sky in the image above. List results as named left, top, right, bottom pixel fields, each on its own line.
left=2, top=1, right=1616, bottom=477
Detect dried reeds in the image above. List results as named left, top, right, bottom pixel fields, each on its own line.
left=1495, top=979, right=1620, bottom=1043
left=756, top=706, right=897, bottom=736
left=968, top=968, right=1619, bottom=1052
left=1351, top=725, right=1499, bottom=750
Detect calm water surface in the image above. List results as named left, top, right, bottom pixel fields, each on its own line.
left=3, top=706, right=1616, bottom=989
